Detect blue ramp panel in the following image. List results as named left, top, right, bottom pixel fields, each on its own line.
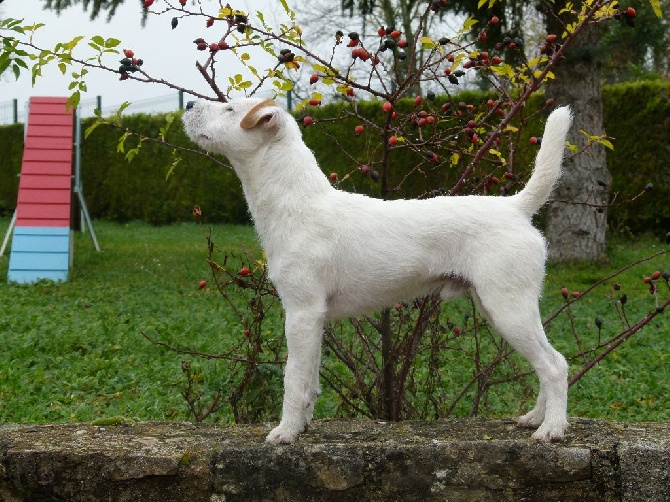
left=7, top=227, right=71, bottom=283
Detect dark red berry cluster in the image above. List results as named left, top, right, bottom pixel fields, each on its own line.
left=118, top=48, right=143, bottom=80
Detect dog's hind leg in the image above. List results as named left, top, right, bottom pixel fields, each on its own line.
left=266, top=305, right=325, bottom=444
left=471, top=289, right=569, bottom=441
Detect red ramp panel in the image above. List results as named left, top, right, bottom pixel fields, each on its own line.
left=8, top=97, right=74, bottom=283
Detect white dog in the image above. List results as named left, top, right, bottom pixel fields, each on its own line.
left=183, top=97, right=572, bottom=444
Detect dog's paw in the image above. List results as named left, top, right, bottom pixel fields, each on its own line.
left=530, top=420, right=568, bottom=443
left=516, top=409, right=544, bottom=429
left=266, top=424, right=300, bottom=445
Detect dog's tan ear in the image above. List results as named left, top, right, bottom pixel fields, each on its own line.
left=240, top=99, right=280, bottom=130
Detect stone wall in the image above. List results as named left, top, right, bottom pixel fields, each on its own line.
left=1, top=418, right=668, bottom=501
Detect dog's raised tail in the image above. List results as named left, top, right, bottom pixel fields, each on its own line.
left=513, top=106, right=572, bottom=217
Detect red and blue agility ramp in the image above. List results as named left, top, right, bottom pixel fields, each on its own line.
left=7, top=97, right=74, bottom=283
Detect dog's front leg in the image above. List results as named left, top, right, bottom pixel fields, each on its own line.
left=266, top=307, right=325, bottom=444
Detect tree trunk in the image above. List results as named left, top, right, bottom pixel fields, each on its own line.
left=545, top=20, right=610, bottom=262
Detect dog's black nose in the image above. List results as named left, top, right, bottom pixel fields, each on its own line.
left=185, top=100, right=196, bottom=111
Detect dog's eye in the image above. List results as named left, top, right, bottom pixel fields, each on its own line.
left=225, top=106, right=234, bottom=112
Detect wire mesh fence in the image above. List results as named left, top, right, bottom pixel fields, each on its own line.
left=0, top=92, right=184, bottom=125
left=0, top=89, right=283, bottom=125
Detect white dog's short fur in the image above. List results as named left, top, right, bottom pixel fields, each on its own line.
left=183, top=98, right=572, bottom=444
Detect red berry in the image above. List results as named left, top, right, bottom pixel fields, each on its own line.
left=123, top=48, right=135, bottom=58
left=398, top=39, right=407, bottom=48
left=643, top=276, right=652, bottom=284
left=561, top=287, right=569, bottom=299
left=382, top=101, right=393, bottom=113
left=389, top=30, right=401, bottom=39
left=377, top=26, right=386, bottom=37
left=453, top=326, right=461, bottom=335
left=508, top=41, right=516, bottom=49
left=358, top=164, right=370, bottom=175
left=426, top=151, right=438, bottom=163
left=218, top=41, right=229, bottom=50
left=347, top=39, right=359, bottom=47
left=487, top=99, right=495, bottom=107
left=309, top=99, right=321, bottom=106
left=530, top=136, right=541, bottom=145
left=389, top=135, right=398, bottom=146
left=478, top=31, right=487, bottom=43
left=414, top=95, right=423, bottom=107
left=196, top=42, right=208, bottom=51
left=239, top=267, right=251, bottom=277
left=143, top=0, right=154, bottom=7
left=546, top=34, right=558, bottom=43
left=651, top=271, right=661, bottom=280
left=329, top=172, right=338, bottom=182
left=354, top=125, right=364, bottom=135
left=179, top=0, right=187, bottom=5
left=206, top=17, right=215, bottom=28
left=209, top=43, right=219, bottom=52
left=198, top=280, right=208, bottom=289
left=504, top=172, right=514, bottom=180
left=491, top=56, right=501, bottom=65
left=572, top=291, right=582, bottom=299
left=119, top=72, right=129, bottom=81
left=426, top=115, right=435, bottom=124
left=490, top=16, right=500, bottom=25
left=545, top=98, right=555, bottom=107
left=303, top=116, right=313, bottom=126
left=309, top=74, right=319, bottom=85
left=625, top=6, right=636, bottom=17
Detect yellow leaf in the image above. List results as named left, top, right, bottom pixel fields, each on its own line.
left=460, top=17, right=478, bottom=34
left=649, top=0, right=662, bottom=18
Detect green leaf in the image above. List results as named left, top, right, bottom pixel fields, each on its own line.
left=125, top=148, right=139, bottom=162
left=84, top=121, right=100, bottom=139
left=117, top=131, right=130, bottom=153
left=67, top=91, right=81, bottom=110
left=0, top=56, right=11, bottom=76
left=105, top=38, right=122, bottom=48
left=91, top=35, right=105, bottom=47
left=66, top=36, right=85, bottom=50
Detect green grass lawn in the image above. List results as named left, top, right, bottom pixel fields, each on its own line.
left=0, top=217, right=667, bottom=425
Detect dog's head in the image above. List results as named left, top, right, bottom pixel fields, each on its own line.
left=182, top=98, right=290, bottom=164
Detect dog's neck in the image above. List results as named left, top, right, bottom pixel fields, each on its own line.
left=232, top=134, right=333, bottom=247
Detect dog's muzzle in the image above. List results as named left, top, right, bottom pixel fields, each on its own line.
left=185, top=100, right=196, bottom=111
